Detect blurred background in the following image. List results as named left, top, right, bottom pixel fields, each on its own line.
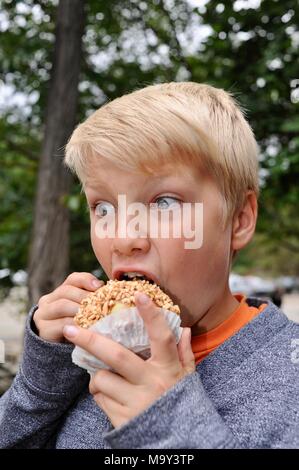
left=0, top=0, right=299, bottom=395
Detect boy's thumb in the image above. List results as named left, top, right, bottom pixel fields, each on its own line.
left=178, top=328, right=195, bottom=373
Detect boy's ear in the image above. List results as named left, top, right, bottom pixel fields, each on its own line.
left=231, top=191, right=258, bottom=251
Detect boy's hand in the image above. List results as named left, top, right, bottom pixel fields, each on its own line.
left=33, top=272, right=104, bottom=342
left=63, top=292, right=195, bottom=428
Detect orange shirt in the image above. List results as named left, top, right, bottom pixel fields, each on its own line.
left=191, top=294, right=267, bottom=365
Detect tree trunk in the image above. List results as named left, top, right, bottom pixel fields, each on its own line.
left=28, top=0, right=85, bottom=306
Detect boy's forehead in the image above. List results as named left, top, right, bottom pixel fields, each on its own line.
left=83, top=159, right=200, bottom=191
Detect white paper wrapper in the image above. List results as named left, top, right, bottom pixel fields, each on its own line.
left=72, top=306, right=183, bottom=374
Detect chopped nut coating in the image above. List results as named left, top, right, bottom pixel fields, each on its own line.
left=74, top=279, right=180, bottom=328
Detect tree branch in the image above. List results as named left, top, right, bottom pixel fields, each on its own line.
left=135, top=0, right=192, bottom=76
left=159, top=0, right=193, bottom=75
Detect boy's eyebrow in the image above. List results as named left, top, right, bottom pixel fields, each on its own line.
left=85, top=171, right=187, bottom=189
left=84, top=182, right=104, bottom=191
left=83, top=170, right=196, bottom=199
left=84, top=182, right=115, bottom=201
left=84, top=178, right=118, bottom=197
left=84, top=176, right=173, bottom=197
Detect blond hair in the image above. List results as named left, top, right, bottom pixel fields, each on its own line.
left=65, top=82, right=259, bottom=222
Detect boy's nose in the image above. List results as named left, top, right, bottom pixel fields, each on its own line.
left=111, top=235, right=150, bottom=257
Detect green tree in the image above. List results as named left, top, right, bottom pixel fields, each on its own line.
left=27, top=0, right=86, bottom=305
left=1, top=0, right=298, bottom=287
left=0, top=0, right=193, bottom=291
left=196, top=0, right=299, bottom=272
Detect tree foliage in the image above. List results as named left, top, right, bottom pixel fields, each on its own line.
left=0, top=0, right=298, bottom=280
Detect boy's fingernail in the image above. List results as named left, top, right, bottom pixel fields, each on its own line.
left=92, top=279, right=102, bottom=288
left=63, top=325, right=79, bottom=338
left=136, top=292, right=150, bottom=305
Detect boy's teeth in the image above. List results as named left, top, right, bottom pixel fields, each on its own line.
left=124, top=272, right=145, bottom=278
left=120, top=271, right=155, bottom=284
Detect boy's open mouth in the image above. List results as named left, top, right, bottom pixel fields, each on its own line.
left=113, top=270, right=157, bottom=285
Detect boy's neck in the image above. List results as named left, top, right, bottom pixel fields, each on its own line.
left=191, top=287, right=239, bottom=335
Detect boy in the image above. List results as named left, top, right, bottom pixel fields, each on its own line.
left=0, top=82, right=298, bottom=448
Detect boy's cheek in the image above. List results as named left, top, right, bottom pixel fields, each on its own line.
left=90, top=233, right=112, bottom=272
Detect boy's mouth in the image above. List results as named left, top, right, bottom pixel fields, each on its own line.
left=113, top=269, right=158, bottom=286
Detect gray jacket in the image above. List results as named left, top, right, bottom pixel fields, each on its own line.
left=0, top=298, right=298, bottom=449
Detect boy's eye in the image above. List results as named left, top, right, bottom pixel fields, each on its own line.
left=94, top=201, right=115, bottom=218
left=152, top=196, right=181, bottom=210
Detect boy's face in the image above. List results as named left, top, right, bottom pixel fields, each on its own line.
left=84, top=159, right=236, bottom=333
